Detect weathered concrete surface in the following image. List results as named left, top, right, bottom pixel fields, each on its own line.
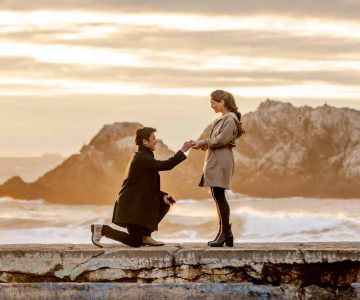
left=1, top=283, right=360, bottom=300
left=0, top=243, right=359, bottom=291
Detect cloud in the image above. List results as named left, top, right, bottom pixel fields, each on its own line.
left=3, top=56, right=360, bottom=90
left=1, top=0, right=360, bottom=21
left=2, top=20, right=360, bottom=62
left=0, top=4, right=359, bottom=103
left=1, top=1, right=359, bottom=157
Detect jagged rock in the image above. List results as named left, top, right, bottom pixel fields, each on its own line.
left=0, top=122, right=205, bottom=204
left=190, top=99, right=360, bottom=198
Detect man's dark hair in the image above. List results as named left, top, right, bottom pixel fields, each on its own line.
left=135, top=127, right=157, bottom=146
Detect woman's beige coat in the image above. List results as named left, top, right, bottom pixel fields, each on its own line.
left=198, top=112, right=241, bottom=189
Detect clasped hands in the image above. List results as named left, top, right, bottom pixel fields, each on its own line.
left=180, top=140, right=207, bottom=152
left=167, top=140, right=208, bottom=206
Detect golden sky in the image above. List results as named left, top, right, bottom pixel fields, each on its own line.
left=1, top=0, right=360, bottom=156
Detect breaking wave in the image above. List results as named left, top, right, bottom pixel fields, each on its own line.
left=1, top=195, right=359, bottom=244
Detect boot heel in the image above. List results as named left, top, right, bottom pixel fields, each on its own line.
left=226, top=237, right=233, bottom=247
left=209, top=223, right=233, bottom=247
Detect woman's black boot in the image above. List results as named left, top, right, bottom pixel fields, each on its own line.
left=207, top=222, right=221, bottom=246
left=209, top=224, right=233, bottom=247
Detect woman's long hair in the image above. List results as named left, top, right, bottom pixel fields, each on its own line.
left=210, top=90, right=241, bottom=121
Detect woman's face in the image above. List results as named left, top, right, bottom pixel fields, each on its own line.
left=210, top=98, right=224, bottom=113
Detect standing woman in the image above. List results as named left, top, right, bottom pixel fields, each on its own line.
left=192, top=90, right=245, bottom=247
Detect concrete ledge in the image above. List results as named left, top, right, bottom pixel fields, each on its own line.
left=0, top=243, right=359, bottom=287
left=0, top=283, right=359, bottom=300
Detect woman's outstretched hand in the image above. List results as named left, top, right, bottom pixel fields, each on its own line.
left=191, top=141, right=201, bottom=150
left=190, top=140, right=207, bottom=151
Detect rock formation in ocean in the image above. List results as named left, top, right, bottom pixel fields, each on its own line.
left=0, top=122, right=205, bottom=204
left=190, top=99, right=360, bottom=198
left=1, top=100, right=359, bottom=203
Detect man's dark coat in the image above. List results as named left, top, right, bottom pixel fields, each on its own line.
left=112, top=146, right=186, bottom=231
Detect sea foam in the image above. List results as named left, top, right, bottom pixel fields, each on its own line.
left=0, top=196, right=359, bottom=244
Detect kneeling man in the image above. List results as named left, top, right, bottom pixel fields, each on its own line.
left=91, top=127, right=192, bottom=247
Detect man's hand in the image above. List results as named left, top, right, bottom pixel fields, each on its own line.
left=163, top=195, right=176, bottom=206
left=180, top=141, right=193, bottom=153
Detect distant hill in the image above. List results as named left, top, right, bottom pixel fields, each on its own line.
left=1, top=100, right=359, bottom=203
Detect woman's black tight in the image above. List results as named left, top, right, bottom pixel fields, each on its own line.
left=211, top=187, right=230, bottom=227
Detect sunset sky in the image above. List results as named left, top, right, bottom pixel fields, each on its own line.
left=1, top=0, right=360, bottom=156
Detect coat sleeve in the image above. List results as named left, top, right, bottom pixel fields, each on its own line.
left=199, top=117, right=236, bottom=149
left=141, top=150, right=186, bottom=171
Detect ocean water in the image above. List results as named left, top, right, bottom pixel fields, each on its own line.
left=1, top=193, right=360, bottom=244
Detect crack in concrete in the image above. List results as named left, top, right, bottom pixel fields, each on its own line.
left=298, top=249, right=306, bottom=264
left=55, top=250, right=105, bottom=281
left=170, top=244, right=184, bottom=283
left=73, top=251, right=106, bottom=269
left=68, top=251, right=106, bottom=281
left=68, top=248, right=176, bottom=282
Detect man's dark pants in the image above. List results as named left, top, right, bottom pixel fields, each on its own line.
left=102, top=200, right=170, bottom=247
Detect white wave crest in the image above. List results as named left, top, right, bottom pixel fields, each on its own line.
left=1, top=196, right=360, bottom=244
left=0, top=197, right=45, bottom=205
